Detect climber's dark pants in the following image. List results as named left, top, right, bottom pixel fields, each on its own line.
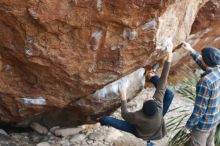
left=100, top=116, right=136, bottom=134
left=99, top=75, right=174, bottom=135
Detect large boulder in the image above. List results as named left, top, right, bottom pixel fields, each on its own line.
left=0, top=0, right=208, bottom=126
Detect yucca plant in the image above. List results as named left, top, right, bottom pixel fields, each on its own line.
left=216, top=124, right=220, bottom=146
left=166, top=65, right=197, bottom=146
left=167, top=65, right=220, bottom=146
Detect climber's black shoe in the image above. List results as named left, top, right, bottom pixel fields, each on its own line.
left=89, top=114, right=102, bottom=122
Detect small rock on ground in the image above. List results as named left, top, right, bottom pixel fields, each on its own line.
left=70, top=134, right=86, bottom=143
left=30, top=122, right=48, bottom=135
left=54, top=127, right=83, bottom=137
left=36, top=142, right=51, bottom=146
left=0, top=129, right=8, bottom=136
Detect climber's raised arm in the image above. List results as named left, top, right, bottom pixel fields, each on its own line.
left=119, top=84, right=136, bottom=124
left=153, top=40, right=173, bottom=107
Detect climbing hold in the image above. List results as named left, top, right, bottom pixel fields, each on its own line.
left=24, top=48, right=33, bottom=57
left=89, top=31, right=102, bottom=51
left=123, top=29, right=137, bottom=41
left=142, top=19, right=158, bottom=31
left=129, top=30, right=137, bottom=41
left=97, top=0, right=103, bottom=12
left=22, top=97, right=47, bottom=105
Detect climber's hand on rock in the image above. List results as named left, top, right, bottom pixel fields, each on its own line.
left=120, top=95, right=127, bottom=101
left=165, top=38, right=173, bottom=55
left=163, top=38, right=173, bottom=62
left=166, top=44, right=173, bottom=62
left=167, top=53, right=173, bottom=62
left=182, top=42, right=195, bottom=53
left=119, top=84, right=127, bottom=101
left=147, top=71, right=156, bottom=80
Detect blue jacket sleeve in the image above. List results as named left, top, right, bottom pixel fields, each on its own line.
left=191, top=51, right=206, bottom=71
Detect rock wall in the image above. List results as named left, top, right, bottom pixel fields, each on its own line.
left=172, top=0, right=220, bottom=72
left=0, top=0, right=208, bottom=126
left=189, top=0, right=220, bottom=49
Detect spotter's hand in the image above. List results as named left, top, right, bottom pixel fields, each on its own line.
left=182, top=42, right=195, bottom=53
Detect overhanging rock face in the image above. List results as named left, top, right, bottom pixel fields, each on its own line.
left=0, top=0, right=208, bottom=126
left=17, top=68, right=145, bottom=128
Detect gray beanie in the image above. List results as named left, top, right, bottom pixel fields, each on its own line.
left=202, top=47, right=220, bottom=67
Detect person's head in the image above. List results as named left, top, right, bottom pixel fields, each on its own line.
left=142, top=99, right=158, bottom=117
left=201, top=47, right=220, bottom=68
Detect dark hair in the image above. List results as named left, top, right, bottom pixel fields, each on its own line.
left=142, top=100, right=158, bottom=117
